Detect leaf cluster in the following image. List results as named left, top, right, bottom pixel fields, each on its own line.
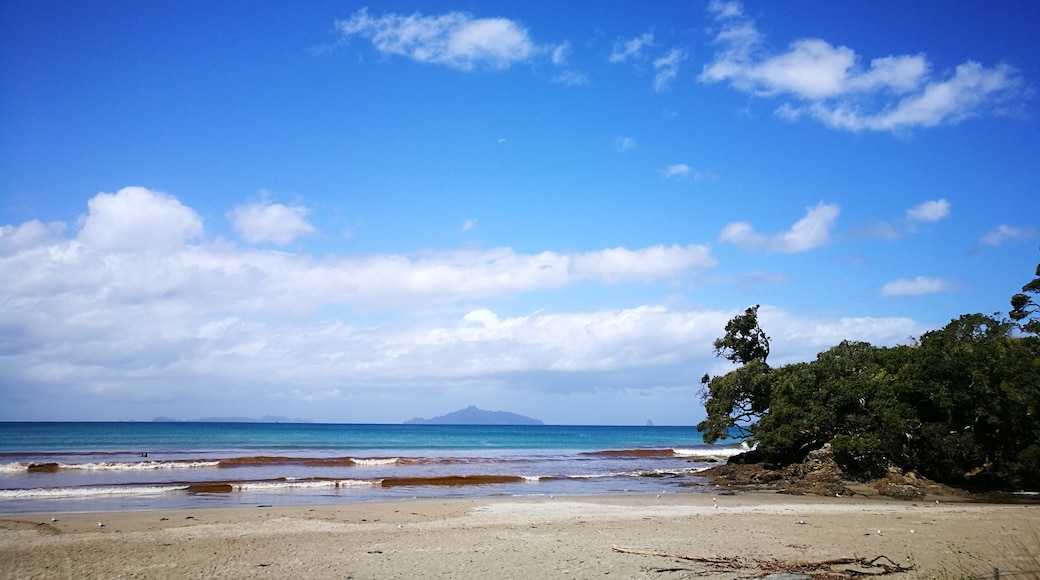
left=697, top=260, right=1040, bottom=491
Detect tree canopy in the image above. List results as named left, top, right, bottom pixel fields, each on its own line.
left=1010, top=258, right=1040, bottom=334
left=698, top=259, right=1040, bottom=491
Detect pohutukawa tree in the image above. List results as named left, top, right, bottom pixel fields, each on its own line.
left=1010, top=255, right=1040, bottom=334
left=697, top=305, right=771, bottom=443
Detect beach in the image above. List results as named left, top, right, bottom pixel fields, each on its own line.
left=3, top=492, right=1037, bottom=579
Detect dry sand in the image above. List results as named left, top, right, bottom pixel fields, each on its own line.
left=2, top=492, right=1037, bottom=579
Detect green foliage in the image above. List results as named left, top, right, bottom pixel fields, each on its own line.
left=697, top=360, right=770, bottom=442
left=713, top=305, right=770, bottom=364
left=1010, top=260, right=1040, bottom=334
left=697, top=306, right=1040, bottom=489
left=697, top=306, right=771, bottom=443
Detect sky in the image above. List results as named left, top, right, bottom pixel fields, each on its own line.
left=1, top=1, right=1038, bottom=425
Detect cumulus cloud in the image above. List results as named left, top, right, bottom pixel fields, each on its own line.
left=718, top=202, right=840, bottom=253
left=336, top=8, right=538, bottom=71
left=2, top=190, right=717, bottom=315
left=229, top=201, right=316, bottom=245
left=880, top=276, right=958, bottom=296
left=609, top=31, right=654, bottom=63
left=979, top=224, right=1040, bottom=247
left=699, top=2, right=1022, bottom=131
left=77, top=186, right=203, bottom=252
left=0, top=220, right=65, bottom=254
left=905, top=199, right=950, bottom=223
left=0, top=188, right=938, bottom=422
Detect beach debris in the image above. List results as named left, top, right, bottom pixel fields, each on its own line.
left=611, top=546, right=912, bottom=576
left=910, top=529, right=916, bottom=534
left=797, top=520, right=806, bottom=525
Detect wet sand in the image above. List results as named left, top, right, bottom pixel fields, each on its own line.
left=2, top=492, right=1037, bottom=579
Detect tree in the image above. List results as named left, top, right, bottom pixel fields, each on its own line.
left=1010, top=257, right=1040, bottom=334
left=697, top=306, right=771, bottom=443
left=895, top=313, right=1040, bottom=489
left=752, top=340, right=915, bottom=475
left=712, top=305, right=771, bottom=364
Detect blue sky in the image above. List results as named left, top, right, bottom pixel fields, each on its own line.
left=2, top=1, right=1038, bottom=425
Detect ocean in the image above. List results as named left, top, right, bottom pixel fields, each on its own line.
left=0, top=422, right=747, bottom=514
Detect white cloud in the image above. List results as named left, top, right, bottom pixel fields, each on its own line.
left=708, top=0, right=744, bottom=20
left=0, top=220, right=65, bottom=254
left=551, top=42, right=569, bottom=65
left=1, top=192, right=717, bottom=315
left=979, top=224, right=1040, bottom=247
left=653, top=48, right=686, bottom=92
left=77, top=186, right=203, bottom=252
left=718, top=202, right=840, bottom=253
left=906, top=199, right=950, bottom=222
left=663, top=164, right=691, bottom=178
left=614, top=136, right=637, bottom=152
left=461, top=218, right=478, bottom=232
left=880, top=276, right=958, bottom=296
left=699, top=2, right=1022, bottom=132
left=0, top=188, right=940, bottom=422
left=336, top=8, right=537, bottom=71
left=229, top=201, right=316, bottom=245
left=609, top=31, right=653, bottom=63
left=553, top=70, right=590, bottom=86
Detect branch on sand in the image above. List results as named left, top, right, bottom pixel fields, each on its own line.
left=610, top=545, right=912, bottom=575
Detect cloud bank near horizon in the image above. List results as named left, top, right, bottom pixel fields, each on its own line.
left=0, top=187, right=929, bottom=422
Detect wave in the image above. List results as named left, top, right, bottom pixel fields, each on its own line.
left=0, top=485, right=190, bottom=499
left=2, top=460, right=224, bottom=473
left=0, top=477, right=382, bottom=500
left=379, top=475, right=530, bottom=487
left=582, top=444, right=750, bottom=460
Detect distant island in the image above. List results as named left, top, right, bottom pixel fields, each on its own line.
left=152, top=416, right=313, bottom=423
left=404, top=406, right=543, bottom=426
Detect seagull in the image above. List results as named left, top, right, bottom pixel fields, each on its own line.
left=910, top=529, right=917, bottom=534
left=98, top=522, right=104, bottom=528
left=50, top=517, right=57, bottom=522
left=876, top=529, right=882, bottom=536
left=797, top=520, right=806, bottom=525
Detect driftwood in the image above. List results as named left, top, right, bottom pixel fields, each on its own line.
left=611, top=545, right=912, bottom=576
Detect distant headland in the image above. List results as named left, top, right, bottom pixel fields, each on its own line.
left=404, top=406, right=543, bottom=426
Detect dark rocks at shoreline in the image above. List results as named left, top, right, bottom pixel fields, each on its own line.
left=692, top=443, right=966, bottom=501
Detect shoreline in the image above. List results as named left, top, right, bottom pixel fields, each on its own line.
left=3, top=491, right=1037, bottom=579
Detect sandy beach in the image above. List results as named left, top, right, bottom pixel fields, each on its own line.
left=2, top=492, right=1037, bottom=579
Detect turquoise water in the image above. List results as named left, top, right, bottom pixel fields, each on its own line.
left=0, top=422, right=746, bottom=514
